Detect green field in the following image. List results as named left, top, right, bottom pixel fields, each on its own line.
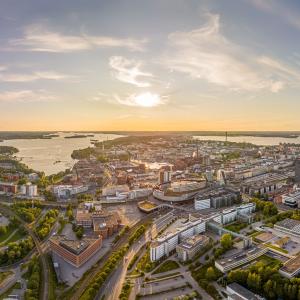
left=152, top=260, right=180, bottom=274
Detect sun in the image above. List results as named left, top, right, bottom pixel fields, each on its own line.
left=134, top=92, right=161, bottom=107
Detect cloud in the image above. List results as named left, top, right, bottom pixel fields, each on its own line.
left=247, top=0, right=300, bottom=30
left=0, top=90, right=57, bottom=102
left=109, top=56, right=153, bottom=87
left=114, top=92, right=167, bottom=107
left=0, top=66, right=7, bottom=72
left=8, top=25, right=147, bottom=52
left=89, top=92, right=111, bottom=102
left=0, top=70, right=71, bottom=82
left=162, top=14, right=285, bottom=93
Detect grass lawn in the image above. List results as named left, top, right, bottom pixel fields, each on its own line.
left=0, top=226, right=16, bottom=243
left=265, top=243, right=289, bottom=254
left=152, top=260, right=180, bottom=274
left=224, top=222, right=247, bottom=233
left=0, top=271, right=13, bottom=284
left=255, top=255, right=281, bottom=268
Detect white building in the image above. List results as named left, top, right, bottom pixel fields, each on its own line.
left=194, top=198, right=211, bottom=210
left=20, top=183, right=38, bottom=197
left=150, top=216, right=206, bottom=262
left=52, top=185, right=88, bottom=198
left=128, top=188, right=152, bottom=200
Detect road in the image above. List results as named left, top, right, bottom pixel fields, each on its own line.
left=0, top=203, right=49, bottom=300
left=98, top=229, right=152, bottom=300
left=69, top=211, right=160, bottom=300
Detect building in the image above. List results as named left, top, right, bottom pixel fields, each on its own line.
left=212, top=203, right=255, bottom=225
left=279, top=253, right=300, bottom=278
left=295, top=158, right=300, bottom=183
left=194, top=197, right=211, bottom=210
left=0, top=182, right=17, bottom=194
left=195, top=187, right=239, bottom=210
left=241, top=173, right=288, bottom=196
left=50, top=235, right=102, bottom=268
left=215, top=246, right=267, bottom=273
left=274, top=218, right=300, bottom=237
left=176, top=234, right=210, bottom=262
left=226, top=282, right=265, bottom=300
left=281, top=189, right=300, bottom=208
left=20, top=183, right=38, bottom=197
left=150, top=215, right=206, bottom=261
left=92, top=210, right=121, bottom=238
left=128, top=188, right=152, bottom=200
left=159, top=170, right=172, bottom=185
left=52, top=185, right=89, bottom=199
left=75, top=207, right=121, bottom=239
left=102, top=185, right=129, bottom=196
left=153, top=180, right=206, bottom=202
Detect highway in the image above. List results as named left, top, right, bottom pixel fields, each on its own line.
left=0, top=203, right=49, bottom=300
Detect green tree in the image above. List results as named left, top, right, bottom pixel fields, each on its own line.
left=220, top=233, right=233, bottom=250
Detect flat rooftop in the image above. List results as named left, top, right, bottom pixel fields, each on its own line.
left=276, top=218, right=300, bottom=230
left=280, top=254, right=300, bottom=274
left=51, top=235, right=98, bottom=255
left=178, top=234, right=209, bottom=250
left=217, top=246, right=265, bottom=268
left=227, top=282, right=262, bottom=300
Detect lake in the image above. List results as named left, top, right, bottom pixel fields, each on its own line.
left=193, top=135, right=300, bottom=146
left=0, top=132, right=122, bottom=175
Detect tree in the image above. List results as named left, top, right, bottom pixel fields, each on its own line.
left=220, top=233, right=233, bottom=250
left=206, top=267, right=216, bottom=281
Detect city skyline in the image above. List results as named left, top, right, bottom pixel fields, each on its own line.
left=1, top=0, right=300, bottom=130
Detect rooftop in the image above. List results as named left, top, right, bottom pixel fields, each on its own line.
left=227, top=282, right=263, bottom=300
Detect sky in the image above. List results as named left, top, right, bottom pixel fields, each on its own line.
left=1, top=0, right=300, bottom=131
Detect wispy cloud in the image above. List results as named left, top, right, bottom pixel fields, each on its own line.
left=0, top=90, right=57, bottom=102
left=247, top=0, right=300, bottom=30
left=109, top=56, right=153, bottom=87
left=8, top=24, right=147, bottom=53
left=114, top=92, right=167, bottom=107
left=0, top=70, right=72, bottom=82
left=162, top=13, right=287, bottom=93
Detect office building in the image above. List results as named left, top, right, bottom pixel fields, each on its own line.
left=215, top=246, right=267, bottom=273
left=50, top=235, right=102, bottom=268
left=150, top=216, right=206, bottom=261
left=176, top=234, right=209, bottom=262
left=52, top=185, right=89, bottom=199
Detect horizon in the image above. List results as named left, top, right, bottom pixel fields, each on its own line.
left=1, top=0, right=300, bottom=130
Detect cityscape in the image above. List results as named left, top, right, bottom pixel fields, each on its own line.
left=1, top=1, right=300, bottom=300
